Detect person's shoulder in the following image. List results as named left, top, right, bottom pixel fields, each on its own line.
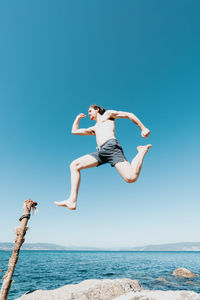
left=104, top=109, right=113, bottom=115
left=104, top=110, right=116, bottom=121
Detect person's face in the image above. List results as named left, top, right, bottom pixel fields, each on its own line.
left=88, top=107, right=98, bottom=120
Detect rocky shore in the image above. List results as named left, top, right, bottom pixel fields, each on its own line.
left=16, top=278, right=200, bottom=300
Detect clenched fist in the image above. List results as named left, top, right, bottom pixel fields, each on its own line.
left=141, top=127, right=150, bottom=138
left=76, top=113, right=86, bottom=119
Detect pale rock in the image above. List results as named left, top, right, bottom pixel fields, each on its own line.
left=156, top=277, right=168, bottom=283
left=173, top=267, right=196, bottom=278
left=15, top=278, right=200, bottom=300
left=16, top=278, right=141, bottom=300
left=114, top=290, right=200, bottom=300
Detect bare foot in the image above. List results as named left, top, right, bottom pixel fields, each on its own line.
left=54, top=199, right=76, bottom=210
left=137, top=144, right=152, bottom=153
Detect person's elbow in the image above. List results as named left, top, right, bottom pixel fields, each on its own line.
left=71, top=129, right=79, bottom=135
left=128, top=112, right=136, bottom=119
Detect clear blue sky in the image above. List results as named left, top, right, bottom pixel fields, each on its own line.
left=0, top=0, right=199, bottom=248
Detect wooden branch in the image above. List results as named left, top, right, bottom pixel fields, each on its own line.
left=0, top=199, right=37, bottom=300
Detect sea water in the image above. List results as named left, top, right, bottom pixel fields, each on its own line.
left=0, top=251, right=200, bottom=299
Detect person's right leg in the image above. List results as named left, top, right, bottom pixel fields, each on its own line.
left=115, top=144, right=152, bottom=183
left=54, top=155, right=98, bottom=210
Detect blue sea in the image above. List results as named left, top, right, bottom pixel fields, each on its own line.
left=1, top=251, right=200, bottom=299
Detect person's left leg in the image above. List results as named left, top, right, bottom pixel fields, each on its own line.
left=115, top=144, right=151, bottom=183
left=54, top=154, right=98, bottom=210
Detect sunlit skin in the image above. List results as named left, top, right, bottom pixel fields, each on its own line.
left=54, top=106, right=152, bottom=210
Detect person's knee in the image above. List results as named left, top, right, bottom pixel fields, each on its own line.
left=70, top=160, right=82, bottom=171
left=124, top=175, right=137, bottom=183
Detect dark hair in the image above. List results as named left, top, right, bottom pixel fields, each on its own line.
left=90, top=104, right=106, bottom=115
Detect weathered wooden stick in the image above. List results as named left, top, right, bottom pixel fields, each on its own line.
left=0, top=199, right=37, bottom=300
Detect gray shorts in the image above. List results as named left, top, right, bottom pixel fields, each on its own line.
left=89, top=138, right=127, bottom=167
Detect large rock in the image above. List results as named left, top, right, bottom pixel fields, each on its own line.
left=173, top=267, right=196, bottom=278
left=114, top=290, right=200, bottom=300
left=15, top=278, right=200, bottom=300
left=16, top=278, right=142, bottom=300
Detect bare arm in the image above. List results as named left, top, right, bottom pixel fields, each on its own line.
left=71, top=114, right=95, bottom=136
left=103, top=110, right=150, bottom=138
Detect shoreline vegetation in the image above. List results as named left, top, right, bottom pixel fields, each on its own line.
left=1, top=242, right=200, bottom=251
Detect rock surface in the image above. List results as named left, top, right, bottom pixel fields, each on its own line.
left=16, top=278, right=142, bottom=300
left=173, top=267, right=196, bottom=278
left=115, top=290, right=200, bottom=300
left=15, top=278, right=200, bottom=300
left=156, top=277, right=169, bottom=283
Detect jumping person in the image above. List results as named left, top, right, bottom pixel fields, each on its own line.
left=54, top=105, right=152, bottom=210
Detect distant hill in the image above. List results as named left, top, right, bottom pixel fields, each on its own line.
left=0, top=243, right=100, bottom=251
left=0, top=243, right=68, bottom=251
left=1, top=242, right=200, bottom=251
left=120, top=242, right=200, bottom=251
